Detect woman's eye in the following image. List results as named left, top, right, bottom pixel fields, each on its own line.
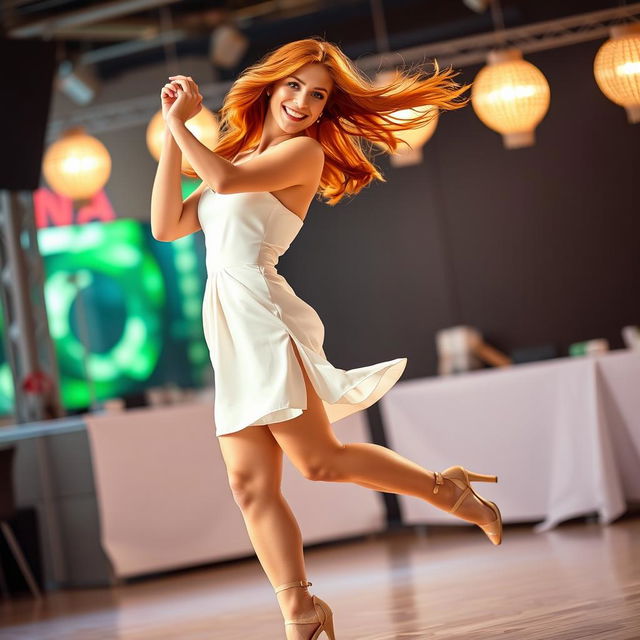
left=287, top=81, right=322, bottom=99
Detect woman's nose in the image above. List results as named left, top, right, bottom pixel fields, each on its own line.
left=295, top=94, right=311, bottom=109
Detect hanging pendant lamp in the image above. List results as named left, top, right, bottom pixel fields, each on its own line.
left=373, top=70, right=439, bottom=167
left=43, top=126, right=112, bottom=200
left=594, top=22, right=640, bottom=123
left=471, top=48, right=550, bottom=149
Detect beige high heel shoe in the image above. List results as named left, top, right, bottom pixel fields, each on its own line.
left=274, top=580, right=336, bottom=640
left=433, top=465, right=503, bottom=545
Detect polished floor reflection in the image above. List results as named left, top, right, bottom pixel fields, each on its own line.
left=1, top=514, right=639, bottom=639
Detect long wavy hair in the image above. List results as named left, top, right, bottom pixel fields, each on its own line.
left=191, top=36, right=470, bottom=205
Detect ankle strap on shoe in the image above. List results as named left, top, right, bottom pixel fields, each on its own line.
left=274, top=579, right=312, bottom=594
left=433, top=471, right=444, bottom=494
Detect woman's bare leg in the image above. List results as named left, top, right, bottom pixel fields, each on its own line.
left=218, top=425, right=320, bottom=640
left=268, top=340, right=496, bottom=525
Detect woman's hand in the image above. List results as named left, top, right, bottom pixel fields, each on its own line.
left=160, top=81, right=180, bottom=122
left=165, top=75, right=203, bottom=124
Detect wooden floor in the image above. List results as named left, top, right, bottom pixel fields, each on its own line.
left=1, top=514, right=639, bottom=639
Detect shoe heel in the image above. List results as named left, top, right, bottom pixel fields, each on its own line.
left=313, top=596, right=336, bottom=640
left=466, top=470, right=498, bottom=483
left=323, top=609, right=336, bottom=640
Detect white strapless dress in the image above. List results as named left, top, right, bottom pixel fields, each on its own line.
left=197, top=187, right=408, bottom=436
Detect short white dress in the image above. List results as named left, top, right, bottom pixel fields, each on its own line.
left=197, top=187, right=408, bottom=436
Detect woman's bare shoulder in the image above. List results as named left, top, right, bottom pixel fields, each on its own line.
left=284, top=135, right=324, bottom=157
left=281, top=138, right=325, bottom=185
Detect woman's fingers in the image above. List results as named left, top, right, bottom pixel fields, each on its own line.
left=168, top=75, right=199, bottom=94
left=162, top=76, right=203, bottom=116
left=162, top=82, right=178, bottom=97
left=171, top=78, right=190, bottom=94
left=168, top=75, right=193, bottom=86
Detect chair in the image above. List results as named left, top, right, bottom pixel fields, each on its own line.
left=0, top=445, right=43, bottom=600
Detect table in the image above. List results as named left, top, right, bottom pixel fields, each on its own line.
left=4, top=394, right=386, bottom=589
left=379, top=350, right=640, bottom=533
left=84, top=398, right=385, bottom=581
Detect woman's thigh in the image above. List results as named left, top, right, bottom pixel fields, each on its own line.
left=267, top=338, right=345, bottom=480
left=218, top=425, right=284, bottom=505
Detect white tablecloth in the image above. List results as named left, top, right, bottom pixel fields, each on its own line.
left=379, top=350, right=640, bottom=532
left=85, top=401, right=385, bottom=579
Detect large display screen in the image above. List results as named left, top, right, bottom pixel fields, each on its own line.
left=0, top=210, right=209, bottom=414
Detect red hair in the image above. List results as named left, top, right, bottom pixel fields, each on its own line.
left=193, top=36, right=470, bottom=205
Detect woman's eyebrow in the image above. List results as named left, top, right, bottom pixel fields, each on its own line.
left=290, top=75, right=328, bottom=93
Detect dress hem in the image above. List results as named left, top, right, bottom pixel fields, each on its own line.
left=214, top=355, right=408, bottom=437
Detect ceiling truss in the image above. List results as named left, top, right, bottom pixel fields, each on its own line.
left=46, top=3, right=640, bottom=141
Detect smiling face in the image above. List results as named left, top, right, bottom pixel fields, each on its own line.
left=268, top=62, right=333, bottom=132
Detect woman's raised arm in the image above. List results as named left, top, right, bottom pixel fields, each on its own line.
left=150, top=79, right=205, bottom=242
left=150, top=128, right=185, bottom=241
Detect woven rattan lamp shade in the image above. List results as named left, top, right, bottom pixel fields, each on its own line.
left=471, top=48, right=550, bottom=149
left=43, top=126, right=111, bottom=200
left=372, top=69, right=439, bottom=166
left=378, top=105, right=439, bottom=167
left=594, top=22, right=640, bottom=123
left=146, top=107, right=220, bottom=174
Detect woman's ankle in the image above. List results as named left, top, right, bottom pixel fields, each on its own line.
left=277, top=588, right=316, bottom=618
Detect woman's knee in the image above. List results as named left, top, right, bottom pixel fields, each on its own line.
left=227, top=470, right=279, bottom=511
left=218, top=426, right=282, bottom=511
left=298, top=447, right=346, bottom=482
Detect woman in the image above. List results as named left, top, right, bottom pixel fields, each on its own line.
left=151, top=36, right=502, bottom=640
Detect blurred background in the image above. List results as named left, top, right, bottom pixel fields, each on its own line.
left=1, top=0, right=638, bottom=419
left=0, top=1, right=639, bottom=637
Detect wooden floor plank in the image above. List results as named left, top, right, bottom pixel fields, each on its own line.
left=1, top=514, right=639, bottom=639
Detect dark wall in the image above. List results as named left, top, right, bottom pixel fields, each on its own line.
left=278, top=38, right=640, bottom=381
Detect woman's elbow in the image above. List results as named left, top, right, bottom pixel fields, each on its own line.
left=213, top=168, right=242, bottom=194
left=213, top=176, right=232, bottom=194
left=151, top=227, right=174, bottom=242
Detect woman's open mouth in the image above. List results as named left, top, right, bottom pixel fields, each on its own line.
left=282, top=105, right=307, bottom=121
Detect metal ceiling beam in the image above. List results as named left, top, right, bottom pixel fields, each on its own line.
left=32, top=2, right=334, bottom=65
left=8, top=8, right=230, bottom=43
left=357, top=3, right=640, bottom=71
left=79, top=28, right=191, bottom=65
left=7, top=0, right=184, bottom=38
left=7, top=0, right=332, bottom=39
left=46, top=22, right=162, bottom=42
left=47, top=3, right=640, bottom=140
